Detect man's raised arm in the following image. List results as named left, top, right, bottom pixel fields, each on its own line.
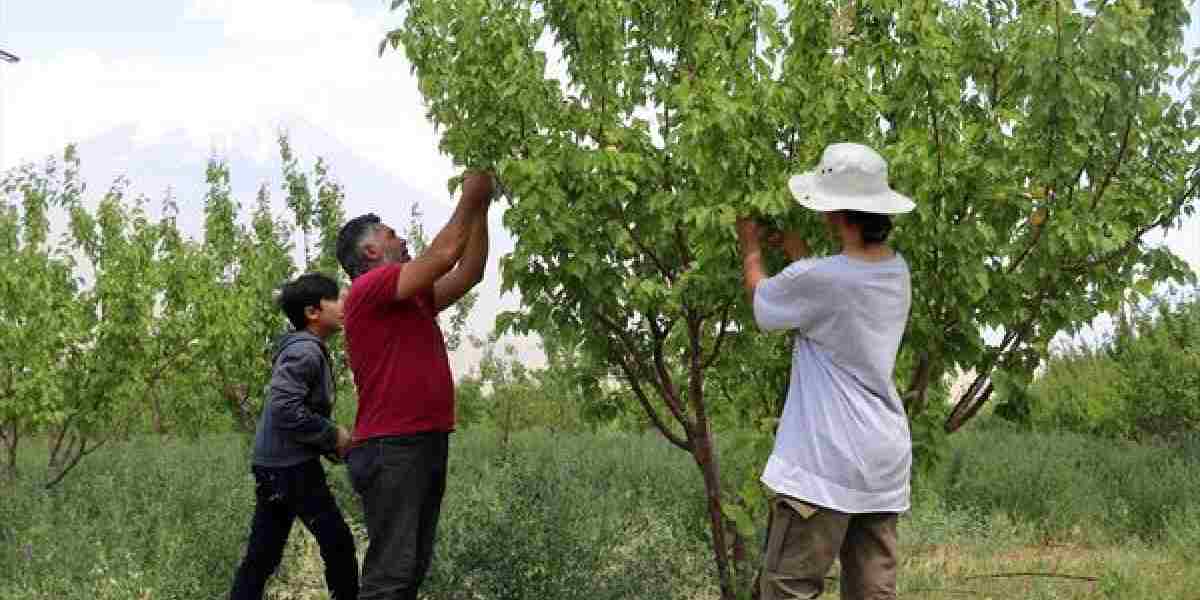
left=394, top=172, right=494, bottom=302
left=432, top=204, right=489, bottom=311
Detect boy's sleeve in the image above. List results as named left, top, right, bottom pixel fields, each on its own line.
left=753, top=259, right=836, bottom=333
left=266, top=346, right=338, bottom=453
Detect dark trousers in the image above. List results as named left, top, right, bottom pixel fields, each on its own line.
left=229, top=459, right=359, bottom=600
left=347, top=433, right=449, bottom=600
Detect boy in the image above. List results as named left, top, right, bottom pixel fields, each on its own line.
left=738, top=143, right=915, bottom=600
left=230, top=272, right=359, bottom=600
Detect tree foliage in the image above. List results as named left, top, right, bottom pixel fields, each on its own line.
left=1008, top=289, right=1200, bottom=441
left=385, top=1, right=1200, bottom=595
left=0, top=136, right=357, bottom=486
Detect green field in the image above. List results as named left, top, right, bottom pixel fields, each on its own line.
left=2, top=426, right=1198, bottom=599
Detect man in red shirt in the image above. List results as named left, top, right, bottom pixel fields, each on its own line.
left=335, top=171, right=494, bottom=600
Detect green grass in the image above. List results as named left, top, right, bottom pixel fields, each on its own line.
left=2, top=427, right=1198, bottom=599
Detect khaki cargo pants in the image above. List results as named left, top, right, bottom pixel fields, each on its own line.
left=759, top=495, right=899, bottom=600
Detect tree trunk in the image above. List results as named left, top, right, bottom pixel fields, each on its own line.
left=47, top=422, right=69, bottom=471
left=150, top=390, right=166, bottom=436
left=2, top=420, right=18, bottom=479
left=44, top=429, right=105, bottom=489
left=224, top=383, right=255, bottom=433
left=692, top=423, right=735, bottom=600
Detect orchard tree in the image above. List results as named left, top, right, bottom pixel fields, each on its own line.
left=1, top=138, right=355, bottom=483
left=0, top=157, right=79, bottom=478
left=199, top=137, right=352, bottom=431
left=387, top=0, right=1200, bottom=595
left=52, top=164, right=167, bottom=486
left=280, top=133, right=347, bottom=275
left=135, top=190, right=212, bottom=437
left=198, top=159, right=296, bottom=431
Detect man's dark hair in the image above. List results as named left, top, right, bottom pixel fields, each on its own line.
left=845, top=211, right=893, bottom=244
left=336, top=213, right=382, bottom=279
left=278, top=272, right=340, bottom=330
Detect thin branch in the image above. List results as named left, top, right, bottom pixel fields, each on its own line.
left=648, top=316, right=693, bottom=431
left=673, top=222, right=692, bottom=268
left=612, top=348, right=692, bottom=451
left=47, top=413, right=74, bottom=469
left=701, top=301, right=734, bottom=370
left=1066, top=94, right=1112, bottom=205
left=964, top=572, right=1099, bottom=582
left=685, top=311, right=707, bottom=422
left=1074, top=0, right=1113, bottom=46
left=902, top=352, right=932, bottom=412
left=1073, top=167, right=1200, bottom=273
left=992, top=65, right=1025, bottom=107
left=904, top=589, right=986, bottom=598
left=592, top=308, right=692, bottom=436
left=1006, top=215, right=1045, bottom=276
left=946, top=324, right=1027, bottom=431
left=1090, top=110, right=1136, bottom=212
left=619, top=212, right=675, bottom=284
left=44, top=434, right=109, bottom=490
left=954, top=382, right=995, bottom=428
left=926, top=80, right=945, bottom=182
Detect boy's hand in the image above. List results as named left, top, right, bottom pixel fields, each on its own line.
left=335, top=426, right=353, bottom=458
left=766, top=229, right=810, bottom=261
left=735, top=217, right=762, bottom=246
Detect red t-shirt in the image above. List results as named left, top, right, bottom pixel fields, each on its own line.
left=344, top=263, right=454, bottom=441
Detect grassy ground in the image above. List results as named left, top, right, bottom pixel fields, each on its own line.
left=2, top=426, right=1198, bottom=599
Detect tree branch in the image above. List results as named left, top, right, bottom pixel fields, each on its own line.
left=673, top=221, right=692, bottom=268
left=618, top=208, right=675, bottom=285
left=1074, top=0, right=1113, bottom=47
left=44, top=433, right=108, bottom=490
left=946, top=322, right=1029, bottom=432
left=649, top=315, right=693, bottom=432
left=47, top=413, right=73, bottom=469
left=902, top=351, right=932, bottom=413
left=1072, top=167, right=1200, bottom=273
left=701, top=301, right=734, bottom=370
left=685, top=311, right=707, bottom=421
left=592, top=308, right=693, bottom=437
left=1066, top=94, right=1112, bottom=205
left=965, top=572, right=1099, bottom=583
left=1090, top=109, right=1136, bottom=212
left=611, top=346, right=692, bottom=451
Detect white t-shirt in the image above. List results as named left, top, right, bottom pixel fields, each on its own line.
left=754, top=253, right=913, bottom=514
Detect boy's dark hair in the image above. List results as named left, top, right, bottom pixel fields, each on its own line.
left=277, top=273, right=340, bottom=330
left=845, top=211, right=893, bottom=244
left=336, top=213, right=383, bottom=279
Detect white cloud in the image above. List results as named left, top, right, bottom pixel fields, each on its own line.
left=1, top=0, right=458, bottom=204
left=186, top=0, right=363, bottom=44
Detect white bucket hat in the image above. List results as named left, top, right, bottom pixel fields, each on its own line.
left=787, top=143, right=915, bottom=214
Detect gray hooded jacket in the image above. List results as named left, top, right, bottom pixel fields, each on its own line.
left=251, top=331, right=339, bottom=467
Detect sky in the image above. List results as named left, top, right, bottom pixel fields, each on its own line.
left=0, top=0, right=1198, bottom=371
left=0, top=0, right=459, bottom=201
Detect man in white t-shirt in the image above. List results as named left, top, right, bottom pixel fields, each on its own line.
left=736, top=143, right=916, bottom=600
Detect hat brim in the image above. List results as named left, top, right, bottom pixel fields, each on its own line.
left=788, top=172, right=915, bottom=215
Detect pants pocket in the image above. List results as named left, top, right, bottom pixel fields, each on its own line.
left=764, top=498, right=795, bottom=573
left=346, top=445, right=379, bottom=496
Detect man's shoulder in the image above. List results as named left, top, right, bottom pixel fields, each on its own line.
left=347, top=263, right=404, bottom=309
left=355, top=263, right=405, bottom=287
